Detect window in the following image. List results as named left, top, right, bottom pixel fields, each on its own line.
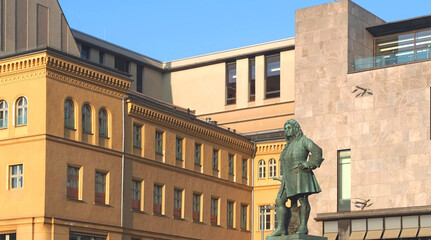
left=226, top=62, right=236, bottom=105
left=240, top=204, right=248, bottom=230
left=9, top=164, right=23, bottom=189
left=115, top=56, right=129, bottom=73
left=210, top=198, right=219, bottom=225
left=269, top=159, right=276, bottom=178
left=82, top=104, right=92, bottom=133
left=356, top=29, right=431, bottom=70
left=99, top=109, right=108, bottom=137
left=98, top=51, right=104, bottom=64
left=155, top=131, right=163, bottom=155
left=174, top=188, right=183, bottom=219
left=0, top=100, right=8, bottom=128
left=176, top=137, right=183, bottom=160
left=95, top=171, right=107, bottom=204
left=0, top=233, right=16, bottom=240
left=242, top=159, right=247, bottom=178
left=212, top=149, right=219, bottom=170
left=258, top=160, right=266, bottom=179
left=192, top=193, right=201, bottom=222
left=228, top=154, right=234, bottom=175
left=81, top=45, right=90, bottom=60
left=133, top=124, right=141, bottom=148
left=16, top=97, right=27, bottom=126
left=153, top=184, right=163, bottom=214
left=227, top=201, right=234, bottom=228
left=132, top=180, right=141, bottom=211
left=67, top=166, right=80, bottom=199
left=70, top=233, right=106, bottom=240
left=259, top=205, right=271, bottom=230
left=64, top=99, right=74, bottom=129
left=249, top=58, right=255, bottom=101
left=265, top=54, right=280, bottom=99
left=338, top=149, right=351, bottom=212
left=194, top=143, right=201, bottom=165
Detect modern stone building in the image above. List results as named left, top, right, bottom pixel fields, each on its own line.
left=1, top=0, right=431, bottom=239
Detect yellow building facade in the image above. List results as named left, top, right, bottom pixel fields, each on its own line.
left=0, top=50, right=254, bottom=240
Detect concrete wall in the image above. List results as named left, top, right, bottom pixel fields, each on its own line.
left=295, top=0, right=431, bottom=236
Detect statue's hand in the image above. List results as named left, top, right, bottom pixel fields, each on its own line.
left=298, top=162, right=310, bottom=170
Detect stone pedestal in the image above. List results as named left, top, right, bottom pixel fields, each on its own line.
left=266, top=234, right=327, bottom=240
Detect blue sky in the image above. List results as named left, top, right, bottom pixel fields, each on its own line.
left=58, top=0, right=431, bottom=61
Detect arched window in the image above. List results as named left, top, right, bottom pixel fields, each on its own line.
left=0, top=100, right=8, bottom=128
left=258, top=160, right=266, bottom=179
left=269, top=159, right=277, bottom=178
left=82, top=104, right=92, bottom=133
left=99, top=109, right=108, bottom=137
left=16, top=97, right=27, bottom=126
left=64, top=99, right=75, bottom=129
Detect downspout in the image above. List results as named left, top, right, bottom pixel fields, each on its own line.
left=251, top=141, right=256, bottom=240
left=121, top=98, right=125, bottom=230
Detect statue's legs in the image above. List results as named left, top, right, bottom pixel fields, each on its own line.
left=267, top=191, right=289, bottom=237
left=296, top=195, right=310, bottom=234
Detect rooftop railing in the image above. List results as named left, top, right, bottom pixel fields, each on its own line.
left=354, top=47, right=431, bottom=71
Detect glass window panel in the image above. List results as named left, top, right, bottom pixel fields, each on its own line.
left=0, top=100, right=8, bottom=128
left=98, top=109, right=108, bottom=137
left=338, top=149, right=351, bottom=212
left=415, top=29, right=431, bottom=48
left=376, top=33, right=414, bottom=54
left=226, top=62, right=236, bottom=105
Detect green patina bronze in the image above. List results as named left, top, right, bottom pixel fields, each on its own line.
left=267, top=119, right=324, bottom=239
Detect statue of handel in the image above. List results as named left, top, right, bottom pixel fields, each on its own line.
left=268, top=119, right=324, bottom=237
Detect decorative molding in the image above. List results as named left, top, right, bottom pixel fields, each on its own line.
left=0, top=51, right=132, bottom=98
left=256, top=142, right=285, bottom=154
left=128, top=102, right=255, bottom=154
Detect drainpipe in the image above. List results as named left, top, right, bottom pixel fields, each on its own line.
left=121, top=98, right=125, bottom=230
left=251, top=141, right=256, bottom=240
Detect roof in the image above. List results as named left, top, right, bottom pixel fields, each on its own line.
left=367, top=15, right=431, bottom=37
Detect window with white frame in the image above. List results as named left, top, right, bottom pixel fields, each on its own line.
left=258, top=160, right=266, bottom=179
left=0, top=100, right=8, bottom=128
left=269, top=159, right=277, bottom=178
left=16, top=97, right=27, bottom=126
left=259, top=205, right=271, bottom=230
left=10, top=164, right=23, bottom=189
left=64, top=99, right=74, bottom=129
left=82, top=104, right=92, bottom=133
left=98, top=109, right=108, bottom=137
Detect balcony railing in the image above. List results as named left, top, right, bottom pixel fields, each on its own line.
left=354, top=48, right=431, bottom=71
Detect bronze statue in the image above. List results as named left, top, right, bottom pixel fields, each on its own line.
left=267, top=119, right=324, bottom=238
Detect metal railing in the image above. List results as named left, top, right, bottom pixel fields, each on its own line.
left=354, top=47, right=431, bottom=71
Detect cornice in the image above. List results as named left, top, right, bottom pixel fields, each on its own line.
left=0, top=51, right=132, bottom=98
left=256, top=142, right=286, bottom=154
left=128, top=102, right=255, bottom=155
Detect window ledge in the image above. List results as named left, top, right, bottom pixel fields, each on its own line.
left=227, top=226, right=236, bottom=230
left=67, top=197, right=85, bottom=203
left=153, top=212, right=167, bottom=218
left=82, top=131, right=93, bottom=135
left=176, top=158, right=184, bottom=161
left=173, top=216, right=185, bottom=221
left=15, top=124, right=27, bottom=128
left=94, top=202, right=111, bottom=207
left=193, top=221, right=205, bottom=225
left=133, top=146, right=142, bottom=150
left=131, top=209, right=148, bottom=215
left=0, top=127, right=7, bottom=130
left=99, top=135, right=110, bottom=139
left=65, top=127, right=76, bottom=131
left=211, top=223, right=222, bottom=228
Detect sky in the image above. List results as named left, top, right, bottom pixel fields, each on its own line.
left=58, top=0, right=431, bottom=62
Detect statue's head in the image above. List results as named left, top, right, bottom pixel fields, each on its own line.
left=284, top=119, right=303, bottom=139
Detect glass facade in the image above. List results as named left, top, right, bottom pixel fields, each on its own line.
left=338, top=149, right=351, bottom=212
